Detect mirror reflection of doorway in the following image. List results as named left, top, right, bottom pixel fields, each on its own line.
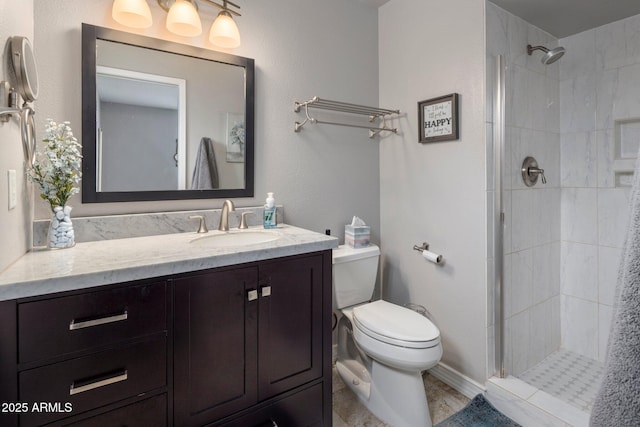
left=96, top=66, right=186, bottom=191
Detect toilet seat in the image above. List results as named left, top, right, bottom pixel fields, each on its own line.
left=352, top=300, right=440, bottom=349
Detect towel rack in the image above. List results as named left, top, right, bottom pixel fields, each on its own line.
left=294, top=96, right=399, bottom=138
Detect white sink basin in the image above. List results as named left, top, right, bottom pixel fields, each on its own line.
left=190, top=230, right=280, bottom=248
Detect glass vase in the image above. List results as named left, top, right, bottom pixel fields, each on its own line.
left=48, top=206, right=75, bottom=249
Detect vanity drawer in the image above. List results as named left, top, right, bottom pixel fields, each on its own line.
left=18, top=282, right=166, bottom=364
left=218, top=383, right=323, bottom=427
left=19, top=338, right=166, bottom=426
left=60, top=394, right=166, bottom=427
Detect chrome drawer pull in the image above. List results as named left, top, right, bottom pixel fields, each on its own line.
left=69, top=310, right=128, bottom=330
left=247, top=289, right=258, bottom=302
left=69, top=370, right=128, bottom=396
left=261, top=286, right=272, bottom=297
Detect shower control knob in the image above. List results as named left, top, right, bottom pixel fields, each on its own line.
left=528, top=166, right=546, bottom=184
left=521, top=156, right=547, bottom=186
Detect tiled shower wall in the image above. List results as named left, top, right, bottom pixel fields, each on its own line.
left=488, top=2, right=640, bottom=373
left=558, top=14, right=640, bottom=362
left=487, top=2, right=562, bottom=376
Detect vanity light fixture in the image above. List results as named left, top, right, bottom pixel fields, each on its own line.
left=111, top=0, right=153, bottom=28
left=112, top=0, right=241, bottom=48
left=208, top=0, right=241, bottom=48
left=165, top=0, right=202, bottom=37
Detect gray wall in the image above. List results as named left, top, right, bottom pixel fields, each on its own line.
left=379, top=0, right=488, bottom=383
left=0, top=0, right=33, bottom=271
left=29, top=0, right=380, bottom=243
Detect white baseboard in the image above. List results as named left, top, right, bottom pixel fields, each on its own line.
left=428, top=362, right=486, bottom=399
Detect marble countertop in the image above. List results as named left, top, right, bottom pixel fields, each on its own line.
left=0, top=225, right=338, bottom=301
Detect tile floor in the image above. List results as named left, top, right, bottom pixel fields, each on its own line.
left=518, top=349, right=604, bottom=412
left=332, top=367, right=470, bottom=426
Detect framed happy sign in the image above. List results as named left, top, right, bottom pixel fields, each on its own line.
left=418, top=93, right=459, bottom=143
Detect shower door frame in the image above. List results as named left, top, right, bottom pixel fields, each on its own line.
left=492, top=54, right=506, bottom=378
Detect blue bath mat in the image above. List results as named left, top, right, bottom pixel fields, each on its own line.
left=435, top=394, right=521, bottom=427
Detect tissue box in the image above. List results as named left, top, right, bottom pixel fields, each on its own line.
left=345, top=225, right=370, bottom=248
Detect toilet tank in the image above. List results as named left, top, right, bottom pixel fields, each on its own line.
left=332, top=244, right=380, bottom=309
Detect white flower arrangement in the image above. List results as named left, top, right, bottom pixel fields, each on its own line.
left=28, top=119, right=82, bottom=212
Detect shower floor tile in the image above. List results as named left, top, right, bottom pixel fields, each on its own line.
left=518, top=349, right=604, bottom=412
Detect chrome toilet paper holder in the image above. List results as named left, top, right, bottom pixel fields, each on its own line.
left=413, top=242, right=444, bottom=265
left=413, top=242, right=431, bottom=252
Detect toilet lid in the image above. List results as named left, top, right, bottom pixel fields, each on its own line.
left=352, top=300, right=440, bottom=349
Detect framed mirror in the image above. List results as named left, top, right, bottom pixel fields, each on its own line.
left=82, top=24, right=254, bottom=203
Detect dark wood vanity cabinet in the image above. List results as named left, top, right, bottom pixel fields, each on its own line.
left=173, top=253, right=327, bottom=427
left=0, top=250, right=332, bottom=427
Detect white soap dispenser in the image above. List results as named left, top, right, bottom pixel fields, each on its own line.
left=263, top=192, right=276, bottom=229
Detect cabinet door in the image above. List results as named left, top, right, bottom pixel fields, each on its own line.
left=258, top=255, right=323, bottom=400
left=174, top=267, right=258, bottom=427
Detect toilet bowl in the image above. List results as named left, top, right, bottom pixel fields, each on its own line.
left=351, top=300, right=442, bottom=371
left=333, top=245, right=443, bottom=427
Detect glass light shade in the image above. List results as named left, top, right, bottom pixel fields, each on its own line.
left=209, top=12, right=241, bottom=48
left=112, top=0, right=152, bottom=28
left=166, top=0, right=202, bottom=37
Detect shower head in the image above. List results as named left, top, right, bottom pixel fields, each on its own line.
left=527, top=44, right=565, bottom=65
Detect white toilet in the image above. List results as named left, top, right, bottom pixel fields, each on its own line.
left=333, top=244, right=443, bottom=427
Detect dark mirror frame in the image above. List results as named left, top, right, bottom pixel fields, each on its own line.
left=81, top=23, right=255, bottom=203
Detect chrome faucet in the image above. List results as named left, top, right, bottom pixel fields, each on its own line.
left=218, top=200, right=235, bottom=231
left=188, top=215, right=209, bottom=233
left=239, top=212, right=253, bottom=229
